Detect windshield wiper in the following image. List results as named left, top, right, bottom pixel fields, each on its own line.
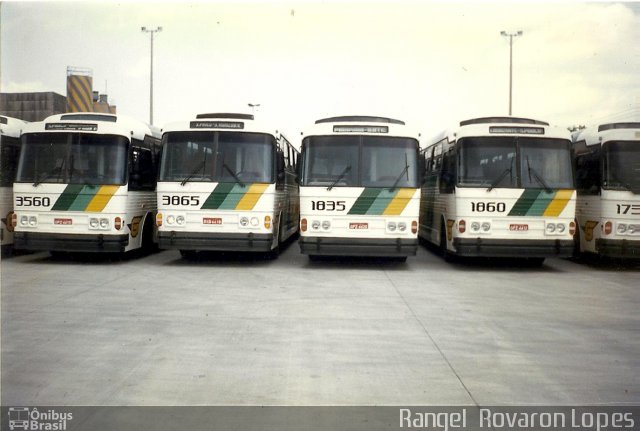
left=222, top=163, right=246, bottom=188
left=526, top=156, right=552, bottom=193
left=180, top=160, right=206, bottom=186
left=32, top=166, right=62, bottom=187
left=487, top=156, right=514, bottom=192
left=327, top=165, right=351, bottom=191
left=389, top=163, right=410, bottom=192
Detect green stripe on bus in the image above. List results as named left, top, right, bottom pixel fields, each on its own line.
left=365, top=189, right=399, bottom=215
left=525, top=190, right=556, bottom=216
left=217, top=184, right=248, bottom=210
left=51, top=184, right=84, bottom=210
left=348, top=188, right=382, bottom=215
left=67, top=185, right=100, bottom=211
left=507, top=189, right=542, bottom=216
left=200, top=183, right=236, bottom=210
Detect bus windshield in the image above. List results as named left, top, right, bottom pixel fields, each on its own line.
left=16, top=133, right=128, bottom=185
left=160, top=131, right=274, bottom=184
left=458, top=137, right=573, bottom=189
left=302, top=136, right=418, bottom=188
left=603, top=141, right=640, bottom=193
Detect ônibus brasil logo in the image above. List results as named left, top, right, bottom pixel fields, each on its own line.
left=7, top=407, right=73, bottom=431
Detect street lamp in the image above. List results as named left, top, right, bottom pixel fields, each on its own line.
left=500, top=30, right=523, bottom=116
left=141, top=26, right=162, bottom=124
left=248, top=103, right=260, bottom=115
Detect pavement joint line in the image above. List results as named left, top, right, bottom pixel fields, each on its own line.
left=382, top=270, right=480, bottom=407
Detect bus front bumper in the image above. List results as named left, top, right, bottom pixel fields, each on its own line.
left=158, top=231, right=274, bottom=252
left=14, top=232, right=129, bottom=253
left=452, top=237, right=574, bottom=258
left=299, top=236, right=417, bottom=257
left=596, top=238, right=640, bottom=258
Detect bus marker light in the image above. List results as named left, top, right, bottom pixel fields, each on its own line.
left=156, top=213, right=163, bottom=227
left=301, top=218, right=307, bottom=232
left=458, top=220, right=466, bottom=233
left=264, top=216, right=271, bottom=229
left=115, top=217, right=123, bottom=230
left=604, top=221, right=612, bottom=235
left=569, top=221, right=576, bottom=236
left=9, top=212, right=16, bottom=230
left=411, top=221, right=417, bottom=234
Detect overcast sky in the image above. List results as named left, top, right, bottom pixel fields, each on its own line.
left=2, top=1, right=639, bottom=140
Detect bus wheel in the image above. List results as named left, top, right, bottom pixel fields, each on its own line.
left=523, top=257, right=545, bottom=267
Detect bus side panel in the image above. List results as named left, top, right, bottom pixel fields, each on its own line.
left=575, top=194, right=601, bottom=254
left=123, top=190, right=157, bottom=252
left=0, top=186, right=13, bottom=246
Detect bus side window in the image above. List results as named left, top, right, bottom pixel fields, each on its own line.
left=0, top=137, right=20, bottom=187
left=439, top=148, right=456, bottom=193
left=575, top=145, right=601, bottom=195
left=130, top=140, right=155, bottom=191
left=276, top=150, right=286, bottom=190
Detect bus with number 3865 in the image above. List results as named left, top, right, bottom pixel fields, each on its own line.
left=156, top=113, right=299, bottom=258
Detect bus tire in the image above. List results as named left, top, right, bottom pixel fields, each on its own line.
left=180, top=250, right=197, bottom=259
left=141, top=213, right=157, bottom=253
left=523, top=257, right=545, bottom=267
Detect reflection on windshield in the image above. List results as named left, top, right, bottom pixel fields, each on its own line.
left=302, top=136, right=418, bottom=188
left=604, top=141, right=640, bottom=193
left=160, top=132, right=274, bottom=184
left=458, top=137, right=573, bottom=189
left=16, top=133, right=128, bottom=185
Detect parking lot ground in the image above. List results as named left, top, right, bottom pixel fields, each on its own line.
left=2, top=243, right=639, bottom=406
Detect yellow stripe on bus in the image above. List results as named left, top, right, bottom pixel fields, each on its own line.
left=85, top=185, right=119, bottom=212
left=543, top=189, right=573, bottom=217
left=383, top=188, right=415, bottom=216
left=235, top=183, right=269, bottom=210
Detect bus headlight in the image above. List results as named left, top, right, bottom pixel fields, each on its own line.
left=387, top=221, right=397, bottom=232
left=470, top=222, right=480, bottom=232
left=617, top=223, right=627, bottom=234
left=481, top=222, right=491, bottom=232
left=20, top=215, right=29, bottom=226
left=89, top=218, right=99, bottom=228
left=250, top=217, right=259, bottom=227
left=239, top=217, right=249, bottom=227
left=311, top=220, right=320, bottom=230
left=176, top=215, right=186, bottom=225
left=557, top=223, right=566, bottom=233
left=99, top=218, right=109, bottom=229
left=322, top=220, right=331, bottom=230
left=29, top=216, right=38, bottom=227
left=629, top=224, right=639, bottom=234
left=546, top=223, right=556, bottom=234
left=166, top=215, right=175, bottom=225
left=398, top=222, right=407, bottom=232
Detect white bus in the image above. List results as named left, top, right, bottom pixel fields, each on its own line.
left=157, top=113, right=299, bottom=257
left=298, top=116, right=421, bottom=260
left=1, top=116, right=27, bottom=248
left=12, top=113, right=161, bottom=254
left=419, top=116, right=576, bottom=265
left=573, top=122, right=640, bottom=258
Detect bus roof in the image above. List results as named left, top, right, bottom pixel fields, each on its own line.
left=427, top=115, right=569, bottom=147
left=302, top=115, right=419, bottom=140
left=22, top=112, right=160, bottom=140
left=573, top=122, right=640, bottom=147
left=161, top=113, right=284, bottom=138
left=0, top=115, right=28, bottom=138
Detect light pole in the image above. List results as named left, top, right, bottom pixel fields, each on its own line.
left=500, top=30, right=523, bottom=116
left=141, top=26, right=162, bottom=124
left=248, top=103, right=260, bottom=115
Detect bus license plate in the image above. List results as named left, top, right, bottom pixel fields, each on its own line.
left=349, top=222, right=368, bottom=230
left=509, top=224, right=528, bottom=231
left=203, top=217, right=222, bottom=225
left=54, top=218, right=72, bottom=225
